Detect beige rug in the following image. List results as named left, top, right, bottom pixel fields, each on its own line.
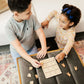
left=74, top=40, right=84, bottom=66
left=0, top=52, right=19, bottom=84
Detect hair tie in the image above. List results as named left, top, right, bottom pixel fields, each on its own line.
left=62, top=8, right=68, bottom=12
left=66, top=10, right=71, bottom=14
left=69, top=15, right=73, bottom=19
left=62, top=8, right=73, bottom=19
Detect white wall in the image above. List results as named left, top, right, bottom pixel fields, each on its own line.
left=0, top=0, right=84, bottom=45
left=32, top=0, right=84, bottom=32
left=0, top=10, right=12, bottom=45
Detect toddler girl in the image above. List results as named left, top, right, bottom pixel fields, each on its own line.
left=42, top=4, right=81, bottom=63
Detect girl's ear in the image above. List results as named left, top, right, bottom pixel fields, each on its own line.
left=69, top=22, right=74, bottom=27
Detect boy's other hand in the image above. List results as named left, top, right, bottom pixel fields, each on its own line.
left=36, top=49, right=47, bottom=59
left=41, top=19, right=49, bottom=28
left=55, top=52, right=65, bottom=63
left=30, top=58, right=41, bottom=68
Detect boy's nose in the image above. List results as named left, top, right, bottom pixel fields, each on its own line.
left=30, top=12, right=32, bottom=15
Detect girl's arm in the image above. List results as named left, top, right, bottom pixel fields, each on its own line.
left=41, top=10, right=58, bottom=28
left=56, top=30, right=75, bottom=63
left=46, top=10, right=58, bottom=21
left=62, top=31, right=75, bottom=56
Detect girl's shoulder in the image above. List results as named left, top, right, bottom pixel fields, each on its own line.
left=67, top=27, right=76, bottom=37
left=68, top=27, right=75, bottom=32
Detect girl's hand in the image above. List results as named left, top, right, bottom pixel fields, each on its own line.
left=36, top=48, right=47, bottom=59
left=30, top=58, right=41, bottom=68
left=55, top=52, right=65, bottom=63
left=41, top=19, right=49, bottom=28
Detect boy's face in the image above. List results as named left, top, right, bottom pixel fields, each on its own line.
left=59, top=14, right=74, bottom=30
left=14, top=4, right=32, bottom=21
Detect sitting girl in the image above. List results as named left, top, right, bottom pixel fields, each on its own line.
left=41, top=4, right=81, bottom=63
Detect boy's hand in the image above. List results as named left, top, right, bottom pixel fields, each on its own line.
left=55, top=52, right=65, bottom=63
left=36, top=49, right=47, bottom=59
left=41, top=19, right=49, bottom=28
left=30, top=58, right=41, bottom=68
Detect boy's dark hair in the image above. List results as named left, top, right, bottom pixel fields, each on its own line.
left=8, top=0, right=31, bottom=13
left=61, top=4, right=81, bottom=27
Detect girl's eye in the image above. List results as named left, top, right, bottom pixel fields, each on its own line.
left=59, top=18, right=61, bottom=21
left=62, top=21, right=66, bottom=24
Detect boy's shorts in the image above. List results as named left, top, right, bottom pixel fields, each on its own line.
left=11, top=45, right=38, bottom=68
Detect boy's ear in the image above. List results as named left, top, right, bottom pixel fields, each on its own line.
left=69, top=22, right=74, bottom=26
left=14, top=11, right=19, bottom=16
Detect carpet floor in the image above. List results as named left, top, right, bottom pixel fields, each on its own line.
left=0, top=39, right=84, bottom=84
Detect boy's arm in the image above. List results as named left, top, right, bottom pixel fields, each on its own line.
left=10, top=39, right=41, bottom=68
left=35, top=27, right=47, bottom=59
left=11, top=39, right=32, bottom=61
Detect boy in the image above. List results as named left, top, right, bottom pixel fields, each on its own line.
left=5, top=0, right=47, bottom=68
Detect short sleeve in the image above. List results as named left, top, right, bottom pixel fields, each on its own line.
left=32, top=15, right=41, bottom=31
left=5, top=22, right=17, bottom=43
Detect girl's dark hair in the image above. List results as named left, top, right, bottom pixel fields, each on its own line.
left=8, top=0, right=31, bottom=13
left=61, top=4, right=81, bottom=27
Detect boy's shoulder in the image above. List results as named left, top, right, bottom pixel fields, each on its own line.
left=30, top=14, right=37, bottom=20
left=6, top=16, right=15, bottom=26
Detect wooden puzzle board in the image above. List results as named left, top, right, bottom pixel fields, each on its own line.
left=40, top=57, right=62, bottom=78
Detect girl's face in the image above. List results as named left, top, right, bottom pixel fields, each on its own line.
left=59, top=14, right=73, bottom=30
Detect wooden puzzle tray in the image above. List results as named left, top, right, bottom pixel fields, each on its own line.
left=17, top=48, right=84, bottom=84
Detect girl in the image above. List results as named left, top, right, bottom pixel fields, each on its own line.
left=41, top=4, right=81, bottom=63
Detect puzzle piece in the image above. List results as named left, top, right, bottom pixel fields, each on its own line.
left=29, top=67, right=33, bottom=70
left=66, top=72, right=71, bottom=77
left=27, top=73, right=31, bottom=77
left=35, top=74, right=38, bottom=79
left=74, top=66, right=78, bottom=71
left=61, top=63, right=65, bottom=67
left=30, top=81, right=34, bottom=84
left=40, top=62, right=44, bottom=66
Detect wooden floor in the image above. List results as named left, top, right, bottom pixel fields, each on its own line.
left=0, top=0, right=9, bottom=13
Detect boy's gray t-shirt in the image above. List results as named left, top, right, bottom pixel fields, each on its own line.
left=5, top=15, right=41, bottom=53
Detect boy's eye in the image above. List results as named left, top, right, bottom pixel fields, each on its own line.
left=26, top=11, right=31, bottom=15
left=27, top=12, right=30, bottom=15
